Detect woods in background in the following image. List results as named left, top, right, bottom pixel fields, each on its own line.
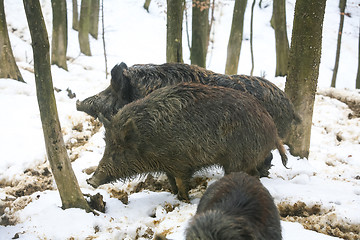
left=0, top=0, right=358, bottom=209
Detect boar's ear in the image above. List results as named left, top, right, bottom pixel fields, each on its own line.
left=111, top=62, right=132, bottom=101
left=120, top=119, right=138, bottom=145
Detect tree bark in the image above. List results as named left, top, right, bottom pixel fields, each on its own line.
left=166, top=0, right=184, bottom=63
left=72, top=0, right=79, bottom=31
left=144, top=0, right=151, bottom=12
left=89, top=0, right=99, bottom=39
left=51, top=0, right=68, bottom=71
left=284, top=0, right=327, bottom=159
left=249, top=0, right=256, bottom=76
left=330, top=0, right=347, bottom=88
left=356, top=21, right=360, bottom=89
left=23, top=0, right=91, bottom=211
left=190, top=0, right=209, bottom=68
left=0, top=0, right=24, bottom=82
left=101, top=0, right=108, bottom=79
left=225, top=0, right=247, bottom=75
left=79, top=0, right=91, bottom=56
left=271, top=0, right=289, bottom=77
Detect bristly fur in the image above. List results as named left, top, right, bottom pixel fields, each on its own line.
left=186, top=172, right=282, bottom=240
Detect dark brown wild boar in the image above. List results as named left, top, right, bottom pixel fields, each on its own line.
left=185, top=172, right=282, bottom=240
left=86, top=83, right=287, bottom=201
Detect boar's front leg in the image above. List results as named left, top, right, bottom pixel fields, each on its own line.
left=175, top=177, right=191, bottom=202
left=166, top=172, right=178, bottom=194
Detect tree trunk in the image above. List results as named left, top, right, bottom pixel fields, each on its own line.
left=144, top=0, right=151, bottom=12
left=225, top=0, right=248, bottom=75
left=166, top=0, right=184, bottom=63
left=89, top=0, right=99, bottom=39
left=284, top=0, right=327, bottom=159
left=330, top=0, right=347, bottom=88
left=72, top=0, right=79, bottom=31
left=23, top=0, right=91, bottom=211
left=101, top=0, right=108, bottom=79
left=51, top=0, right=68, bottom=71
left=356, top=21, right=360, bottom=89
left=271, top=0, right=289, bottom=77
left=79, top=0, right=91, bottom=56
left=249, top=0, right=256, bottom=76
left=0, top=0, right=24, bottom=82
left=190, top=0, right=209, bottom=68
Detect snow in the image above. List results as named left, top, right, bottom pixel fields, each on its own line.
left=1, top=0, right=359, bottom=239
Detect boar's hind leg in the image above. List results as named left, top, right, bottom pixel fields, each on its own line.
left=257, top=153, right=273, bottom=177
left=175, top=177, right=191, bottom=202
left=166, top=172, right=178, bottom=194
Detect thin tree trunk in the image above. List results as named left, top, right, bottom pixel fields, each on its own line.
left=250, top=0, right=256, bottom=76
left=225, top=0, right=248, bottom=75
left=72, top=0, right=79, bottom=31
left=51, top=0, right=68, bottom=70
left=190, top=0, right=210, bottom=68
left=79, top=0, right=91, bottom=56
left=101, top=0, right=107, bottom=79
left=89, top=0, right=99, bottom=39
left=271, top=0, right=289, bottom=77
left=0, top=0, right=24, bottom=82
left=166, top=0, right=184, bottom=63
left=208, top=0, right=215, bottom=43
left=23, top=0, right=91, bottom=211
left=284, top=0, right=327, bottom=158
left=184, top=0, right=191, bottom=52
left=331, top=0, right=347, bottom=88
left=356, top=21, right=360, bottom=89
left=144, top=0, right=151, bottom=12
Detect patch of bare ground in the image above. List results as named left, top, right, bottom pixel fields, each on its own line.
left=317, top=89, right=360, bottom=119
left=0, top=118, right=102, bottom=226
left=131, top=174, right=208, bottom=196
left=0, top=166, right=54, bottom=226
left=65, top=117, right=102, bottom=162
left=278, top=201, right=360, bottom=240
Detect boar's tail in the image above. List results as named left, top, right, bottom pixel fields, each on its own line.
left=276, top=138, right=289, bottom=169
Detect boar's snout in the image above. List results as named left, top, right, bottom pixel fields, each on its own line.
left=76, top=98, right=91, bottom=112
left=76, top=99, right=82, bottom=110
left=87, top=177, right=100, bottom=188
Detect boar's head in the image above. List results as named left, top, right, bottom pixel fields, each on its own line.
left=76, top=62, right=133, bottom=121
left=87, top=117, right=141, bottom=188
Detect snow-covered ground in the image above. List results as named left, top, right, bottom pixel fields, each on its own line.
left=0, top=0, right=359, bottom=239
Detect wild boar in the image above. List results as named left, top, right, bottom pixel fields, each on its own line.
left=87, top=83, right=287, bottom=201
left=185, top=172, right=282, bottom=240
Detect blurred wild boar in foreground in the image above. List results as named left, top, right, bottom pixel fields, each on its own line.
left=87, top=83, right=287, bottom=201
left=185, top=172, right=282, bottom=240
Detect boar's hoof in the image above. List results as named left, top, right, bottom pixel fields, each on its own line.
left=87, top=178, right=99, bottom=188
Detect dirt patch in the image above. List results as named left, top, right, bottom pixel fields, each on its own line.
left=110, top=189, right=129, bottom=205
left=132, top=175, right=172, bottom=194
left=4, top=167, right=54, bottom=198
left=65, top=118, right=102, bottom=162
left=278, top=201, right=360, bottom=240
left=131, top=174, right=208, bottom=196
left=346, top=102, right=360, bottom=119
left=0, top=195, right=35, bottom=226
left=135, top=226, right=155, bottom=240
left=317, top=89, right=360, bottom=119
left=0, top=166, right=54, bottom=226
